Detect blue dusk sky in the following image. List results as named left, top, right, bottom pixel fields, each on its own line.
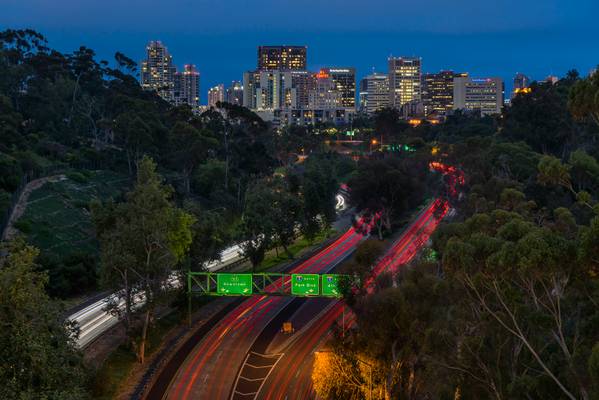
left=2, top=0, right=598, bottom=104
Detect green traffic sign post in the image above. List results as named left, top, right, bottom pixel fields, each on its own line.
left=321, top=274, right=342, bottom=297
left=217, top=273, right=253, bottom=295
left=290, top=274, right=320, bottom=296
left=187, top=272, right=346, bottom=298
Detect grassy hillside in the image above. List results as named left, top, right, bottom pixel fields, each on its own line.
left=14, top=170, right=130, bottom=296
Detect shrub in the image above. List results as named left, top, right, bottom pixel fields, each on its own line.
left=14, top=218, right=33, bottom=234
left=66, top=171, right=88, bottom=184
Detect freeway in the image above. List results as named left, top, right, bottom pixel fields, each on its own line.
left=163, top=220, right=372, bottom=400
left=68, top=186, right=352, bottom=349
left=156, top=199, right=445, bottom=400
left=68, top=244, right=246, bottom=348
left=238, top=199, right=448, bottom=400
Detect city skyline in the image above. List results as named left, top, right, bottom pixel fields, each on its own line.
left=3, top=1, right=598, bottom=102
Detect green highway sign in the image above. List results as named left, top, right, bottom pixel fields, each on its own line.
left=189, top=272, right=349, bottom=297
left=321, top=274, right=341, bottom=297
left=217, top=273, right=252, bottom=295
left=291, top=274, right=320, bottom=296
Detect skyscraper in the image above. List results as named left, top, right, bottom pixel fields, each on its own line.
left=513, top=73, right=530, bottom=90
left=513, top=73, right=531, bottom=95
left=289, top=70, right=316, bottom=109
left=174, top=64, right=200, bottom=107
left=359, top=73, right=389, bottom=114
left=225, top=81, right=244, bottom=105
left=208, top=84, right=225, bottom=108
left=320, top=68, right=356, bottom=109
left=423, top=70, right=467, bottom=118
left=308, top=70, right=341, bottom=109
left=243, top=70, right=316, bottom=111
left=258, top=46, right=307, bottom=71
left=141, top=41, right=177, bottom=102
left=453, top=76, right=504, bottom=116
left=388, top=57, right=422, bottom=109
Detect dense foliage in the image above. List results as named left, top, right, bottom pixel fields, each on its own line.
left=317, top=72, right=599, bottom=399
left=0, top=29, right=345, bottom=298
left=0, top=239, right=88, bottom=399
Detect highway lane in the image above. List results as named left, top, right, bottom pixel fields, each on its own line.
left=165, top=222, right=371, bottom=400
left=254, top=199, right=448, bottom=400
left=67, top=244, right=246, bottom=348
left=69, top=187, right=351, bottom=349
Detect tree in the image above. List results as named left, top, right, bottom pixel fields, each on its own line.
left=440, top=207, right=597, bottom=400
left=114, top=112, right=153, bottom=175
left=312, top=349, right=366, bottom=400
left=569, top=69, right=599, bottom=127
left=240, top=180, right=275, bottom=269
left=185, top=203, right=230, bottom=271
left=349, top=158, right=424, bottom=239
left=92, top=156, right=194, bottom=363
left=502, top=80, right=575, bottom=155
left=300, top=155, right=340, bottom=241
left=537, top=155, right=597, bottom=212
left=0, top=238, right=88, bottom=399
left=168, top=121, right=217, bottom=193
left=269, top=178, right=302, bottom=257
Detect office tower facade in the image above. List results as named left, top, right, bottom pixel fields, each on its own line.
left=308, top=70, right=342, bottom=109
left=258, top=46, right=307, bottom=71
left=242, top=71, right=287, bottom=110
left=513, top=73, right=530, bottom=90
left=225, top=81, right=244, bottom=105
left=289, top=70, right=316, bottom=109
left=513, top=73, right=531, bottom=95
left=359, top=73, right=389, bottom=114
left=141, top=41, right=177, bottom=102
left=174, top=64, right=200, bottom=107
left=453, top=76, right=504, bottom=116
left=318, top=68, right=356, bottom=109
left=388, top=57, right=422, bottom=109
left=208, top=84, right=225, bottom=108
left=243, top=70, right=316, bottom=111
left=423, top=70, right=467, bottom=117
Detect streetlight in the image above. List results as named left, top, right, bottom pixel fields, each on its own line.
left=370, top=138, right=377, bottom=153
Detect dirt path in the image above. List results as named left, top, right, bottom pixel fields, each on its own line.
left=2, top=174, right=65, bottom=241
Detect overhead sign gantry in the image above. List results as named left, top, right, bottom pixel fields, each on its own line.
left=187, top=272, right=347, bottom=298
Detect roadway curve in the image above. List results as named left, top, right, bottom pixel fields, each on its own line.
left=256, top=199, right=448, bottom=400
left=158, top=199, right=446, bottom=400
left=162, top=222, right=370, bottom=399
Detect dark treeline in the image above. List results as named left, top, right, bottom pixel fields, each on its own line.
left=315, top=72, right=599, bottom=399
left=0, top=29, right=346, bottom=298
left=0, top=29, right=351, bottom=398
left=3, top=28, right=599, bottom=399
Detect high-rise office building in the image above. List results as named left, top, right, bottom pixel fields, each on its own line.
left=453, top=76, right=504, bottom=116
left=423, top=70, right=467, bottom=117
left=318, top=68, right=356, bottom=109
left=243, top=71, right=288, bottom=110
left=208, top=84, right=225, bottom=108
left=308, top=70, right=341, bottom=109
left=243, top=70, right=315, bottom=111
left=513, top=73, right=530, bottom=90
left=513, top=73, right=531, bottom=95
left=225, top=81, right=244, bottom=105
left=359, top=73, right=389, bottom=114
left=388, top=57, right=422, bottom=109
left=141, top=41, right=177, bottom=102
left=258, top=46, right=307, bottom=71
left=174, top=64, right=200, bottom=107
left=289, top=71, right=316, bottom=109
